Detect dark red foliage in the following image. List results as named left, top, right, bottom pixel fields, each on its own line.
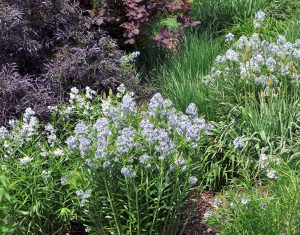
left=154, top=27, right=182, bottom=52
left=93, top=0, right=200, bottom=48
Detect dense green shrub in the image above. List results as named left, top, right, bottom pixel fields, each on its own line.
left=158, top=12, right=300, bottom=187
left=0, top=0, right=137, bottom=126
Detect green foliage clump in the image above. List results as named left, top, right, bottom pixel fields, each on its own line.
left=206, top=159, right=300, bottom=235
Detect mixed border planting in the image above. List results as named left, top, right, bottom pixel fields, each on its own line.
left=1, top=0, right=300, bottom=234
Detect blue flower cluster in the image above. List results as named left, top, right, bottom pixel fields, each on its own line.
left=207, top=11, right=300, bottom=91
left=62, top=89, right=213, bottom=179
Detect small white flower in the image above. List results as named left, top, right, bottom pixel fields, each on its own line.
left=131, top=51, right=140, bottom=59
left=225, top=33, right=235, bottom=42
left=277, top=35, right=286, bottom=45
left=213, top=198, right=222, bottom=208
left=76, top=189, right=91, bottom=200
left=42, top=170, right=51, bottom=179
left=233, top=138, right=245, bottom=151
left=139, top=154, right=150, bottom=164
left=60, top=176, right=67, bottom=186
left=0, top=127, right=9, bottom=138
left=85, top=86, right=96, bottom=99
left=253, top=20, right=261, bottom=29
left=255, top=10, right=266, bottom=22
left=189, top=176, right=198, bottom=186
left=241, top=197, right=250, bottom=205
left=225, top=49, right=239, bottom=62
left=70, top=87, right=79, bottom=94
left=117, top=84, right=126, bottom=98
left=103, top=161, right=111, bottom=168
left=24, top=107, right=35, bottom=118
left=20, top=156, right=33, bottom=165
left=203, top=210, right=212, bottom=218
left=186, top=103, right=198, bottom=117
left=53, top=148, right=64, bottom=156
left=216, top=55, right=226, bottom=64
left=121, top=165, right=136, bottom=178
left=266, top=169, right=277, bottom=179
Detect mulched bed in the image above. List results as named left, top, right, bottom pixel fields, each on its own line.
left=183, top=191, right=218, bottom=235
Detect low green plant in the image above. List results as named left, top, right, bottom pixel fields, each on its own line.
left=0, top=114, right=79, bottom=234
left=0, top=175, right=18, bottom=234
left=206, top=158, right=300, bottom=235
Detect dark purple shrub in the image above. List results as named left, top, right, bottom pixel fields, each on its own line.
left=0, top=0, right=137, bottom=125
left=0, top=64, right=55, bottom=125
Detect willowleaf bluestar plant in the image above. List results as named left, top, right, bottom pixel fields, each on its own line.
left=206, top=11, right=300, bottom=94
left=0, top=85, right=214, bottom=234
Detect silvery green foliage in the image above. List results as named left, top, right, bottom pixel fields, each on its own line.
left=206, top=12, right=300, bottom=93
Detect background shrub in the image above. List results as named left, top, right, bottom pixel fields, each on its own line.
left=0, top=0, right=137, bottom=126
left=93, top=0, right=199, bottom=48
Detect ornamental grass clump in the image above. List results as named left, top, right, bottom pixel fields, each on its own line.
left=0, top=86, right=213, bottom=234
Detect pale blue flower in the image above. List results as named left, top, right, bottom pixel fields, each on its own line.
left=60, top=176, right=67, bottom=186
left=233, top=138, right=245, bottom=151
left=277, top=35, right=286, bottom=45
left=0, top=127, right=9, bottom=138
left=139, top=154, right=150, bottom=164
left=225, top=49, right=239, bottom=62
left=189, top=176, right=198, bottom=186
left=225, top=33, right=235, bottom=42
left=74, top=122, right=88, bottom=135
left=255, top=10, right=266, bottom=21
left=102, top=161, right=110, bottom=168
left=65, top=136, right=77, bottom=151
left=131, top=51, right=140, bottom=60
left=117, top=127, right=135, bottom=153
left=260, top=202, right=267, bottom=210
left=186, top=103, right=198, bottom=117
left=120, top=94, right=136, bottom=113
left=121, top=165, right=136, bottom=178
